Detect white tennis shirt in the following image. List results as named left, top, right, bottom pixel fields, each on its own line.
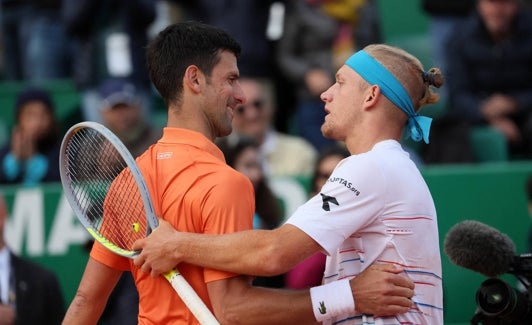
left=287, top=140, right=443, bottom=325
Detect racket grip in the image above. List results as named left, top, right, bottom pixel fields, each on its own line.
left=163, top=269, right=220, bottom=325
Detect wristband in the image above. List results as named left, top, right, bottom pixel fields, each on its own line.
left=310, top=279, right=355, bottom=322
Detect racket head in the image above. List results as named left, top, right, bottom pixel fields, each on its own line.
left=59, top=121, right=159, bottom=258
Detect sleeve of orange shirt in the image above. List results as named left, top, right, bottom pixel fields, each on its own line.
left=90, top=241, right=131, bottom=270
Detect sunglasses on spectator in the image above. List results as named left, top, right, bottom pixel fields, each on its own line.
left=235, top=99, right=264, bottom=115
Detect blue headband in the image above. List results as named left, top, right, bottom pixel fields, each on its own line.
left=345, top=50, right=431, bottom=144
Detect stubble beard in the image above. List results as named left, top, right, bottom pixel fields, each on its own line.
left=321, top=120, right=334, bottom=140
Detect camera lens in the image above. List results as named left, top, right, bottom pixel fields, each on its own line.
left=476, top=278, right=530, bottom=320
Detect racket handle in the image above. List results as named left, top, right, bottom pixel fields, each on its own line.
left=163, top=269, right=220, bottom=325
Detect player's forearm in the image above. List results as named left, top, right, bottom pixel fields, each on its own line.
left=63, top=259, right=122, bottom=324
left=62, top=295, right=105, bottom=324
left=177, top=229, right=287, bottom=276
left=136, top=222, right=319, bottom=277
left=220, top=286, right=318, bottom=325
left=179, top=224, right=320, bottom=276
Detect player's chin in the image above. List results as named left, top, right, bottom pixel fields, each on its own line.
left=218, top=123, right=233, bottom=138
left=321, top=123, right=333, bottom=139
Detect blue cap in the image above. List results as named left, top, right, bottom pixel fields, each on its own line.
left=98, top=78, right=140, bottom=109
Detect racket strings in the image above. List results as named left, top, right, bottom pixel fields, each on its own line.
left=64, top=128, right=148, bottom=252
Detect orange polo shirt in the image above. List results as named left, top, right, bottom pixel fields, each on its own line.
left=91, top=127, right=255, bottom=324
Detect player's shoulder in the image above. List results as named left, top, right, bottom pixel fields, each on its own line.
left=212, top=163, right=250, bottom=185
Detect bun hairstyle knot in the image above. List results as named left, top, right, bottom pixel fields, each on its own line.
left=422, top=71, right=435, bottom=86
left=421, top=69, right=444, bottom=88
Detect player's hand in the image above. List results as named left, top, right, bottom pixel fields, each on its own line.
left=305, top=68, right=332, bottom=97
left=481, top=93, right=517, bottom=121
left=133, top=218, right=183, bottom=277
left=350, top=264, right=415, bottom=316
left=0, top=303, right=16, bottom=325
left=10, top=127, right=34, bottom=161
left=490, top=117, right=521, bottom=143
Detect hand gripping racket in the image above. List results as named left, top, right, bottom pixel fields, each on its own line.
left=59, top=121, right=219, bottom=325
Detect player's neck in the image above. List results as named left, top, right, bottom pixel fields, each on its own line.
left=167, top=107, right=217, bottom=142
left=345, top=127, right=401, bottom=155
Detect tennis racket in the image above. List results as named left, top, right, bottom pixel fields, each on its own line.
left=59, top=121, right=219, bottom=325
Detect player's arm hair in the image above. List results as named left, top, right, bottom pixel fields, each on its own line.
left=175, top=224, right=321, bottom=276
left=207, top=275, right=319, bottom=325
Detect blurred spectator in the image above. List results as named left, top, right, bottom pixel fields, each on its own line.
left=446, top=0, right=532, bottom=159
left=422, top=0, right=475, bottom=73
left=422, top=0, right=474, bottom=107
left=285, top=144, right=349, bottom=289
left=178, top=0, right=298, bottom=133
left=97, top=77, right=161, bottom=158
left=217, top=137, right=283, bottom=231
left=276, top=0, right=342, bottom=151
left=0, top=193, right=65, bottom=325
left=62, top=0, right=156, bottom=123
left=0, top=88, right=61, bottom=186
left=320, top=0, right=367, bottom=67
left=0, top=0, right=72, bottom=82
left=308, top=144, right=350, bottom=196
left=216, top=136, right=285, bottom=288
left=354, top=0, right=383, bottom=49
left=229, top=76, right=317, bottom=178
left=181, top=0, right=280, bottom=79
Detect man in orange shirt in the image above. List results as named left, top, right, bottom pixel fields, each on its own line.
left=62, top=22, right=415, bottom=324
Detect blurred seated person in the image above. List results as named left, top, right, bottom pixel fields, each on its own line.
left=446, top=0, right=532, bottom=158
left=0, top=193, right=65, bottom=325
left=0, top=88, right=61, bottom=186
left=217, top=136, right=285, bottom=288
left=228, top=77, right=318, bottom=177
left=275, top=0, right=341, bottom=152
left=285, top=144, right=350, bottom=289
left=98, top=78, right=162, bottom=158
left=308, top=144, right=351, bottom=197
left=217, top=137, right=283, bottom=230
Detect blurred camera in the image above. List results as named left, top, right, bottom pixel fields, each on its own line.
left=471, top=255, right=532, bottom=325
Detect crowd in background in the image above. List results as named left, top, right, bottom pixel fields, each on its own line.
left=0, top=0, right=365, bottom=145
left=0, top=0, right=531, bottom=166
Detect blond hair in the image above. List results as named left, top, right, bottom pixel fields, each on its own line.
left=363, top=44, right=444, bottom=112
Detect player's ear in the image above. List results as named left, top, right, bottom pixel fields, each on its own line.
left=363, top=85, right=380, bottom=108
left=184, top=65, right=203, bottom=94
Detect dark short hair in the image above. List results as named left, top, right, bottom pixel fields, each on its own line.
left=311, top=144, right=350, bottom=193
left=146, top=21, right=241, bottom=107
left=217, top=136, right=258, bottom=167
left=15, top=87, right=54, bottom=121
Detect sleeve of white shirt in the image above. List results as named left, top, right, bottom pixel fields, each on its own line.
left=286, top=155, right=387, bottom=255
